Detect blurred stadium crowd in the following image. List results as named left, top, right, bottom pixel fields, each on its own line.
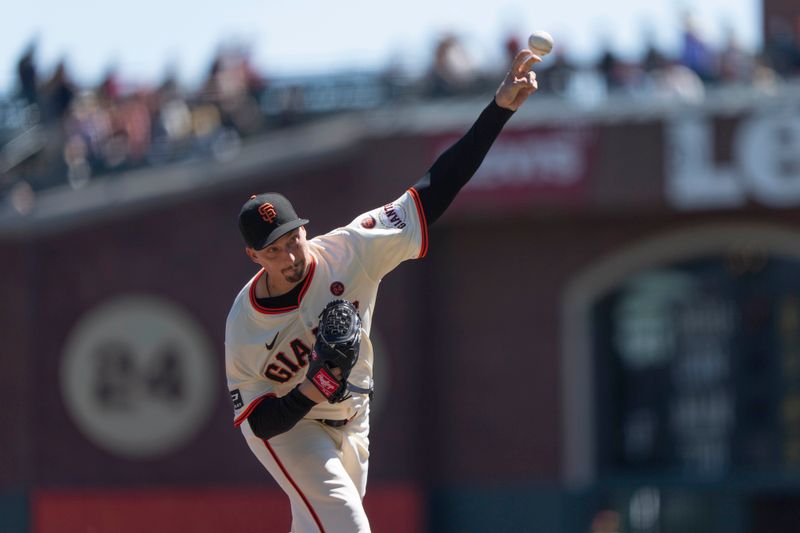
left=1, top=12, right=799, bottom=205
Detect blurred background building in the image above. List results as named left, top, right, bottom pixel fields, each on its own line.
left=2, top=0, right=800, bottom=532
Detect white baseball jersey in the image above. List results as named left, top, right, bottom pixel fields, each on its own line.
left=225, top=189, right=428, bottom=532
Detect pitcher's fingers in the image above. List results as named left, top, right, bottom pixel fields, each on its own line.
left=528, top=71, right=538, bottom=87
left=512, top=50, right=541, bottom=74
left=512, top=69, right=537, bottom=87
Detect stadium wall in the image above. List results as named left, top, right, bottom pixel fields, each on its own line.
left=3, top=91, right=800, bottom=531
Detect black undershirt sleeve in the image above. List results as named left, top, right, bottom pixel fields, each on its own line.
left=412, top=99, right=515, bottom=225
left=247, top=386, right=316, bottom=440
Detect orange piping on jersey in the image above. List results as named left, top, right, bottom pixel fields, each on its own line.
left=408, top=187, right=429, bottom=258
left=297, top=257, right=316, bottom=302
left=233, top=392, right=276, bottom=427
left=249, top=256, right=318, bottom=315
left=263, top=439, right=326, bottom=532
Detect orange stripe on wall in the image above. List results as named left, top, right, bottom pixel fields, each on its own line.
left=33, top=488, right=290, bottom=533
left=33, top=485, right=424, bottom=533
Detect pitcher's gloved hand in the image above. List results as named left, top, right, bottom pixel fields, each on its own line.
left=306, top=299, right=361, bottom=403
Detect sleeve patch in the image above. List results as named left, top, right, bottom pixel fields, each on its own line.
left=230, top=389, right=244, bottom=410
left=379, top=203, right=407, bottom=229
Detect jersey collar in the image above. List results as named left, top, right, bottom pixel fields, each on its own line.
left=249, top=255, right=317, bottom=315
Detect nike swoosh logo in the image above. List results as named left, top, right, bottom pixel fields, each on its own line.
left=265, top=332, right=280, bottom=351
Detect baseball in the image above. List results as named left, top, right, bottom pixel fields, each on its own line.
left=528, top=31, right=554, bottom=56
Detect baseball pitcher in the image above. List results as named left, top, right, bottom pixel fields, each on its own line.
left=225, top=49, right=541, bottom=532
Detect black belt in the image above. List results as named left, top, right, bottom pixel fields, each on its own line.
left=317, top=382, right=373, bottom=428
left=318, top=418, right=350, bottom=428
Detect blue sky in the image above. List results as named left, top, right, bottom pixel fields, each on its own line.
left=2, top=0, right=760, bottom=92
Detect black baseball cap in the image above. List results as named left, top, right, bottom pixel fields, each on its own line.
left=238, top=193, right=309, bottom=250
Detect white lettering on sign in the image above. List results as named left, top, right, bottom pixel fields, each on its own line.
left=666, top=107, right=800, bottom=209
left=465, top=131, right=590, bottom=190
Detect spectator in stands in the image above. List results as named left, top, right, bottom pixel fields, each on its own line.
left=642, top=41, right=669, bottom=74
left=597, top=47, right=628, bottom=92
left=97, top=67, right=122, bottom=103
left=41, top=60, right=76, bottom=124
left=678, top=12, right=716, bottom=82
left=426, top=33, right=480, bottom=97
left=115, top=91, right=152, bottom=165
left=149, top=86, right=193, bottom=164
left=538, top=47, right=575, bottom=96
left=16, top=41, right=39, bottom=107
left=202, top=45, right=264, bottom=137
left=649, top=59, right=705, bottom=102
left=62, top=90, right=111, bottom=181
left=718, top=29, right=756, bottom=85
left=504, top=33, right=522, bottom=63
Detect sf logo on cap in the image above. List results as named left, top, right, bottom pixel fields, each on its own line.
left=258, top=202, right=278, bottom=223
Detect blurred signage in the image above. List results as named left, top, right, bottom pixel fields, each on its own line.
left=433, top=126, right=595, bottom=206
left=60, top=295, right=216, bottom=459
left=666, top=105, right=800, bottom=210
left=594, top=253, right=800, bottom=476
left=611, top=271, right=735, bottom=474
